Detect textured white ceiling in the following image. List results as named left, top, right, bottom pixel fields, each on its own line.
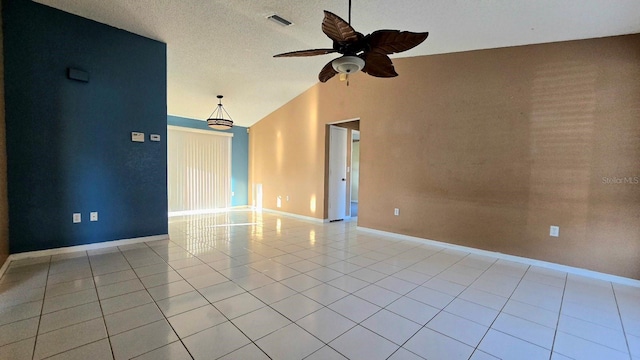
left=34, top=0, right=640, bottom=127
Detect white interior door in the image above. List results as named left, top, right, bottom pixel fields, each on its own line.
left=328, top=125, right=348, bottom=221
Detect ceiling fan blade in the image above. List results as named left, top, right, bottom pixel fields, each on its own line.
left=368, top=30, right=429, bottom=55
left=322, top=11, right=359, bottom=44
left=319, top=59, right=338, bottom=83
left=361, top=52, right=398, bottom=78
left=274, top=49, right=337, bottom=58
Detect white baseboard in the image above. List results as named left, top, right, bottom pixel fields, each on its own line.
left=0, top=234, right=169, bottom=278
left=258, top=208, right=329, bottom=223
left=357, top=226, right=640, bottom=288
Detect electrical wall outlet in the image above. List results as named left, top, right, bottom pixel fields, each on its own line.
left=73, top=213, right=81, bottom=223
left=90, top=212, right=98, bottom=221
left=394, top=208, right=400, bottom=216
left=550, top=225, right=559, bottom=237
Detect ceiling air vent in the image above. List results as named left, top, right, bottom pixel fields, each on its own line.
left=267, top=14, right=293, bottom=27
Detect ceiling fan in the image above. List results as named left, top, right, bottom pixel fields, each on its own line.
left=273, top=1, right=429, bottom=83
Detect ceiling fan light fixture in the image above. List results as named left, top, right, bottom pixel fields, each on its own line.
left=206, top=95, right=234, bottom=130
left=273, top=2, right=429, bottom=83
left=331, top=55, right=364, bottom=74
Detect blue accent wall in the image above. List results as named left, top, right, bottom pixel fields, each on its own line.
left=167, top=115, right=248, bottom=206
left=3, top=0, right=168, bottom=253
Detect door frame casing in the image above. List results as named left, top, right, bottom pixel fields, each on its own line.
left=323, top=118, right=360, bottom=221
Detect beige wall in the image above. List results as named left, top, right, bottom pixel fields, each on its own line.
left=249, top=34, right=640, bottom=279
left=0, top=9, right=9, bottom=267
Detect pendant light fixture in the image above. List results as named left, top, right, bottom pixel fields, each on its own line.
left=207, top=95, right=234, bottom=130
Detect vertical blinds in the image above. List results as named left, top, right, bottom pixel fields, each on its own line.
left=167, top=126, right=232, bottom=214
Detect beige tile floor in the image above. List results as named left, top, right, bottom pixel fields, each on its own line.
left=0, top=210, right=638, bottom=359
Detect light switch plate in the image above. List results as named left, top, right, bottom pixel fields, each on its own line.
left=90, top=212, right=98, bottom=222
left=150, top=134, right=161, bottom=142
left=131, top=132, right=145, bottom=142
left=550, top=225, right=559, bottom=237
left=73, top=213, right=81, bottom=223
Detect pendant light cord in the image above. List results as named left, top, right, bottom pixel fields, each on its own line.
left=348, top=0, right=351, bottom=24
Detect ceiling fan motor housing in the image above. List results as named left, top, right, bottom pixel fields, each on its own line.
left=332, top=55, right=365, bottom=74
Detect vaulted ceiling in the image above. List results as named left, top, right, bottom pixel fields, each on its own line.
left=35, top=0, right=640, bottom=127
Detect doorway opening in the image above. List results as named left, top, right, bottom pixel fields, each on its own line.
left=325, top=119, right=360, bottom=222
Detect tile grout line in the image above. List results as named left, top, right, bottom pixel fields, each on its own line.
left=550, top=279, right=632, bottom=357
left=212, top=270, right=323, bottom=359
left=1, top=260, right=106, bottom=356
left=490, top=263, right=573, bottom=358
left=201, top=278, right=276, bottom=357
left=610, top=282, right=633, bottom=359
left=150, top=236, right=273, bottom=360
left=271, top=238, right=371, bottom=360
left=461, top=262, right=530, bottom=360
left=167, top=275, right=238, bottom=359
left=443, top=258, right=578, bottom=350
left=121, top=240, right=197, bottom=360
left=30, top=252, right=107, bottom=359
left=437, top=258, right=501, bottom=352
left=210, top=219, right=439, bottom=357
left=298, top=230, right=483, bottom=359
left=548, top=272, right=569, bottom=360
left=206, top=225, right=390, bottom=358
left=87, top=249, right=117, bottom=360
left=30, top=255, right=52, bottom=360
left=421, top=256, right=558, bottom=358
left=382, top=249, right=500, bottom=359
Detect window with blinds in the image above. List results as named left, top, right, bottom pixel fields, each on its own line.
left=167, top=126, right=232, bottom=216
